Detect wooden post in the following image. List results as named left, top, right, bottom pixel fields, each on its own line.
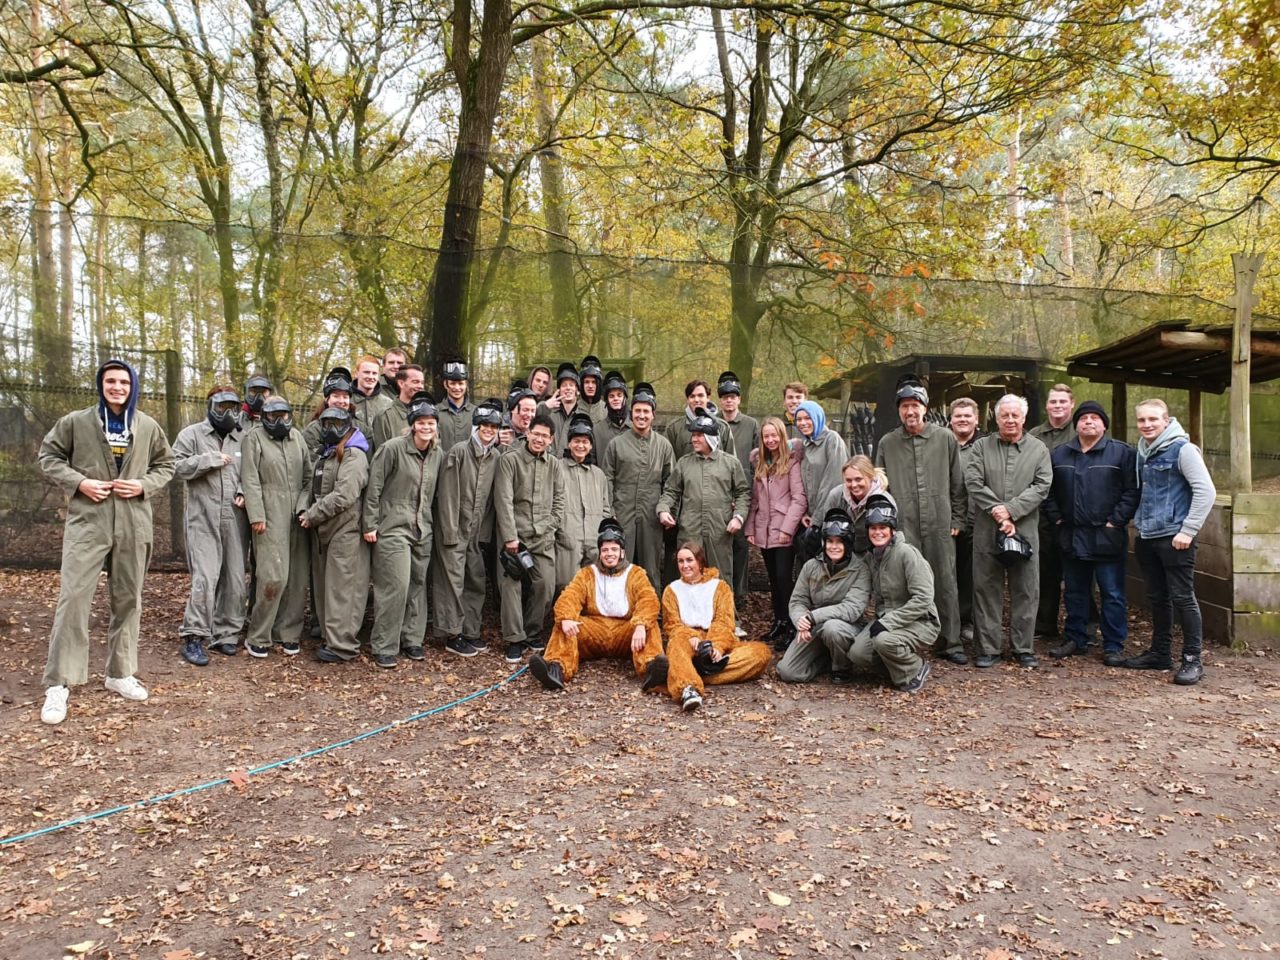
left=165, top=348, right=186, bottom=561
left=1231, top=253, right=1264, bottom=494
left=1188, top=387, right=1202, bottom=446
left=1111, top=381, right=1127, bottom=443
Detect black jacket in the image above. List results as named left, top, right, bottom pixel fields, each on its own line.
left=1043, top=435, right=1139, bottom=560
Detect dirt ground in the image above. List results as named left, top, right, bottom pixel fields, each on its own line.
left=0, top=568, right=1277, bottom=960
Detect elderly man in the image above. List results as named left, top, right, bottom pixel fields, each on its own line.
left=39, top=360, right=175, bottom=725
left=965, top=394, right=1053, bottom=668
left=601, top=382, right=674, bottom=594
left=1029, top=383, right=1077, bottom=641
left=528, top=518, right=665, bottom=690
left=1043, top=400, right=1138, bottom=666
left=875, top=382, right=967, bottom=664
left=657, top=410, right=750, bottom=589
left=1123, top=398, right=1216, bottom=685
left=949, top=397, right=984, bottom=643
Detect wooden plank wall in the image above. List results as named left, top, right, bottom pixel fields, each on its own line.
left=1125, top=501, right=1234, bottom=645
left=1232, top=494, right=1280, bottom=651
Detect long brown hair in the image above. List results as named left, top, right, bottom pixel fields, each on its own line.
left=754, top=417, right=792, bottom=481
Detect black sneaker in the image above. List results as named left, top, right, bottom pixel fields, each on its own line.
left=470, top=638, right=490, bottom=654
left=503, top=642, right=526, bottom=664
left=402, top=645, right=425, bottom=661
left=529, top=654, right=564, bottom=691
left=281, top=641, right=301, bottom=656
left=1122, top=648, right=1172, bottom=670
left=940, top=650, right=968, bottom=665
left=680, top=685, right=703, bottom=712
left=180, top=636, right=209, bottom=666
left=1173, top=654, right=1203, bottom=686
left=247, top=643, right=270, bottom=659
left=375, top=654, right=397, bottom=669
left=898, top=660, right=931, bottom=694
left=1049, top=640, right=1085, bottom=660
left=526, top=636, right=546, bottom=652
left=1102, top=650, right=1126, bottom=667
left=446, top=637, right=479, bottom=658
left=641, top=655, right=669, bottom=692
left=314, top=647, right=344, bottom=663
left=1017, top=653, right=1039, bottom=668
left=973, top=654, right=999, bottom=668
left=830, top=670, right=854, bottom=685
left=212, top=641, right=238, bottom=656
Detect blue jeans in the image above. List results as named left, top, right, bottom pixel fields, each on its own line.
left=1134, top=536, right=1202, bottom=657
left=1063, top=556, right=1126, bottom=652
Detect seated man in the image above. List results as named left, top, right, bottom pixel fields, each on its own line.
left=657, top=540, right=772, bottom=711
left=848, top=493, right=938, bottom=693
left=529, top=518, right=664, bottom=690
left=776, top=508, right=871, bottom=684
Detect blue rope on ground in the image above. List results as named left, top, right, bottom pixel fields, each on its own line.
left=0, top=665, right=527, bottom=849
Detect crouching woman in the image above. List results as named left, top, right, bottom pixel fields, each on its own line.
left=657, top=542, right=772, bottom=711
left=849, top=493, right=938, bottom=693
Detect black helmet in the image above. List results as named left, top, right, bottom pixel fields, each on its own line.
left=631, top=381, right=657, bottom=410
left=207, top=389, right=242, bottom=436
left=244, top=374, right=273, bottom=413
left=472, top=399, right=504, bottom=427
left=318, top=406, right=352, bottom=447
left=864, top=492, right=898, bottom=530
left=407, top=391, right=438, bottom=424
left=602, top=370, right=628, bottom=397
left=500, top=543, right=536, bottom=582
left=580, top=355, right=603, bottom=381
left=261, top=398, right=293, bottom=441
left=322, top=366, right=353, bottom=397
left=820, top=508, right=856, bottom=549
left=686, top=407, right=718, bottom=435
left=506, top=379, right=536, bottom=411
left=556, top=361, right=580, bottom=387
left=995, top=530, right=1034, bottom=566
left=896, top=382, right=928, bottom=407
left=717, top=370, right=742, bottom=396
left=442, top=358, right=468, bottom=382
left=567, top=412, right=595, bottom=441
left=597, top=517, right=626, bottom=549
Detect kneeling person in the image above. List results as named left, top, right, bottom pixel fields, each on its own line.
left=776, top=509, right=871, bottom=683
left=847, top=494, right=937, bottom=693
left=529, top=519, right=664, bottom=690
left=658, top=542, right=771, bottom=711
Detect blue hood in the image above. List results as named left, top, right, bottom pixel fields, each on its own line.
left=321, top=427, right=371, bottom=460
left=796, top=400, right=826, bottom=441
left=97, top=358, right=139, bottom=434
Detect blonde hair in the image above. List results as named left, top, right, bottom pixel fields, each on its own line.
left=754, top=417, right=793, bottom=481
left=843, top=455, right=889, bottom=493
left=1135, top=398, right=1169, bottom=418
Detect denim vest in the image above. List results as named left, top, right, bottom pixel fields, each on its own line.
left=1135, top=438, right=1190, bottom=539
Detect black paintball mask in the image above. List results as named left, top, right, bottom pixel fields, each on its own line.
left=261, top=398, right=294, bottom=441
left=319, top=407, right=352, bottom=448
left=207, top=390, right=242, bottom=436
left=245, top=374, right=273, bottom=415
left=500, top=543, right=537, bottom=583
left=995, top=530, right=1034, bottom=566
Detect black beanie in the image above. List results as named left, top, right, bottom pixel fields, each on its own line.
left=1072, top=399, right=1109, bottom=430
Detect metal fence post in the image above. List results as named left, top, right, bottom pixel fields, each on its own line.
left=165, top=349, right=186, bottom=561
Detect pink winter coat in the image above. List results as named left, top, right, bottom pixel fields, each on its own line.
left=746, top=447, right=807, bottom=548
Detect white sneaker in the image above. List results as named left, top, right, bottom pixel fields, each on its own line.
left=105, top=675, right=149, bottom=702
left=41, top=685, right=69, bottom=725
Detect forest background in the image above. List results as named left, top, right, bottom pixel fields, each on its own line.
left=2, top=0, right=1278, bottom=416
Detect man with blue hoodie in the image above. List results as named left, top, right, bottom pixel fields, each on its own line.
left=39, top=360, right=175, bottom=725
left=1122, top=399, right=1216, bottom=685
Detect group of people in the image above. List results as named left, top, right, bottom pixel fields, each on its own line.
left=35, top=352, right=1216, bottom=726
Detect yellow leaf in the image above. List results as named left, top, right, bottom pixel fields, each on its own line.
left=65, top=943, right=99, bottom=956
left=610, top=909, right=648, bottom=927
left=766, top=890, right=791, bottom=906
left=728, top=928, right=758, bottom=948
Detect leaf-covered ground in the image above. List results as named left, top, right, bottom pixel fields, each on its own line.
left=0, top=568, right=1276, bottom=960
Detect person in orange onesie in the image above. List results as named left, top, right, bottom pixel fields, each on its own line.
left=529, top=518, right=664, bottom=690
left=655, top=541, right=772, bottom=711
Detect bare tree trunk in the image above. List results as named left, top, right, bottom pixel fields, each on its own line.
left=421, top=0, right=514, bottom=387
left=92, top=203, right=110, bottom=364
left=249, top=0, right=284, bottom=382
left=530, top=27, right=579, bottom=345
left=29, top=0, right=60, bottom=383
left=136, top=223, right=149, bottom=383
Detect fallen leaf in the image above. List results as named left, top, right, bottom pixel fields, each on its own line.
left=65, top=943, right=99, bottom=956
left=774, top=829, right=797, bottom=844
left=610, top=909, right=647, bottom=927
left=728, top=928, right=758, bottom=949
left=754, top=915, right=781, bottom=933
left=437, top=872, right=456, bottom=889
left=228, top=770, right=249, bottom=791
left=767, top=890, right=792, bottom=907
